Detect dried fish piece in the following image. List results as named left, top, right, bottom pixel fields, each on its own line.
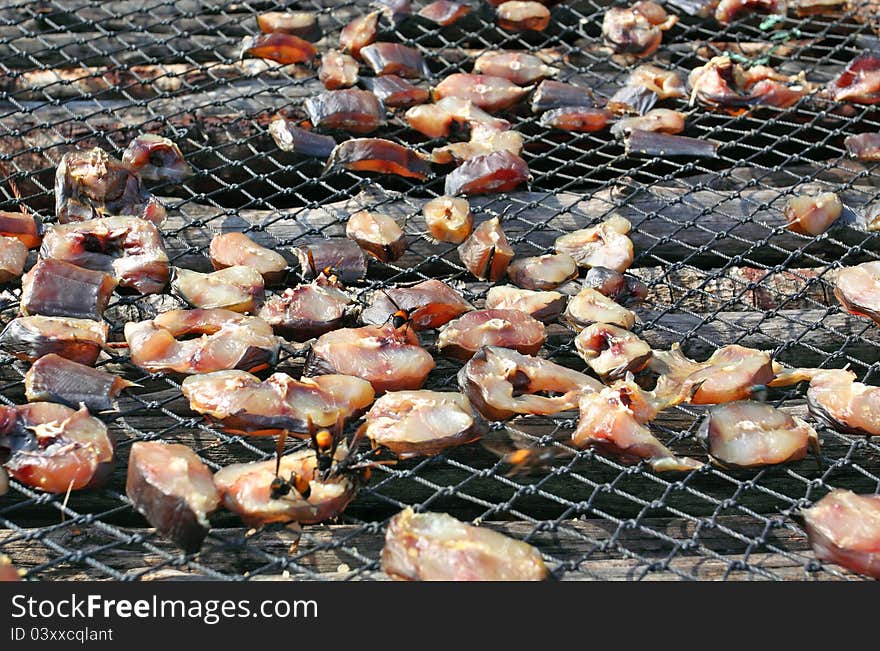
left=609, top=65, right=686, bottom=114
left=360, top=279, right=473, bottom=330
left=258, top=281, right=352, bottom=341
left=611, top=108, right=685, bottom=137
left=293, top=239, right=367, bottom=284
left=214, top=442, right=365, bottom=527
left=507, top=253, right=577, bottom=290
left=126, top=441, right=220, bottom=553
left=209, top=232, right=287, bottom=285
left=0, top=402, right=114, bottom=493
left=792, top=0, right=846, bottom=14
left=438, top=308, right=546, bottom=361
left=419, top=0, right=472, bottom=24
left=41, top=215, right=170, bottom=294
left=783, top=192, right=842, bottom=236
left=715, top=0, right=786, bottom=23
left=473, top=51, right=558, bottom=86
left=689, top=56, right=808, bottom=113
left=382, top=508, right=548, bottom=580
left=340, top=11, right=380, bottom=58
left=25, top=354, right=133, bottom=412
left=124, top=309, right=279, bottom=375
left=554, top=216, right=633, bottom=272
left=827, top=55, right=880, bottom=105
left=361, top=42, right=431, bottom=79
left=406, top=97, right=511, bottom=138
left=269, top=120, right=337, bottom=158
left=540, top=107, right=613, bottom=132
left=575, top=323, right=652, bottom=380
left=835, top=261, right=880, bottom=324
left=257, top=12, right=320, bottom=39
left=806, top=369, right=880, bottom=436
left=0, top=236, right=27, bottom=284
left=433, top=73, right=532, bottom=112
left=0, top=210, right=41, bottom=248
left=55, top=147, right=166, bottom=225
left=171, top=266, right=265, bottom=313
left=458, top=216, right=515, bottom=281
left=484, top=285, right=566, bottom=322
left=241, top=32, right=317, bottom=64
left=429, top=125, right=523, bottom=164
left=346, top=210, right=407, bottom=262
left=326, top=138, right=431, bottom=180
left=361, top=75, right=430, bottom=108
left=121, top=134, right=192, bottom=182
left=583, top=266, right=648, bottom=305
left=496, top=1, right=551, bottom=31
left=626, top=130, right=718, bottom=158
left=363, top=390, right=484, bottom=458
left=20, top=259, right=117, bottom=321
left=305, top=89, right=386, bottom=134
left=319, top=50, right=359, bottom=90
left=697, top=401, right=819, bottom=468
left=602, top=1, right=677, bottom=58
left=565, top=286, right=636, bottom=330
left=378, top=0, right=414, bottom=21
left=573, top=385, right=702, bottom=472
left=844, top=133, right=880, bottom=161
left=181, top=370, right=374, bottom=436
left=445, top=150, right=529, bottom=196
left=424, top=196, right=474, bottom=243
left=305, top=322, right=435, bottom=394
left=531, top=80, right=594, bottom=113
left=0, top=316, right=107, bottom=365
left=801, top=490, right=880, bottom=579
left=458, top=346, right=602, bottom=420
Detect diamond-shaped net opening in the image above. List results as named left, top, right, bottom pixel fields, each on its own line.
left=0, top=0, right=879, bottom=581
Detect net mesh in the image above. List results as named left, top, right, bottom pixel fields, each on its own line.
left=0, top=0, right=879, bottom=581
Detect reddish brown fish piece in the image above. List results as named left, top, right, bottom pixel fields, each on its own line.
left=445, top=150, right=529, bottom=195
left=418, top=0, right=472, bottom=24
left=611, top=108, right=685, bottom=137
left=55, top=147, right=166, bottom=225
left=361, top=75, right=430, bottom=108
left=835, top=261, right=880, bottom=324
left=0, top=236, right=27, bottom=284
left=209, top=232, right=287, bottom=285
left=438, top=308, right=546, bottom=361
left=575, top=323, right=652, bottom=380
left=433, top=73, right=532, bottom=112
left=360, top=279, right=473, bottom=330
left=845, top=133, right=880, bottom=161
left=0, top=556, right=20, bottom=581
left=269, top=119, right=337, bottom=158
left=424, top=196, right=474, bottom=243
left=827, top=55, right=880, bottom=104
left=181, top=370, right=374, bottom=436
left=539, top=107, right=613, bottom=132
left=1, top=402, right=114, bottom=494
left=430, top=124, right=523, bottom=164
left=806, top=369, right=880, bottom=436
left=531, top=80, right=594, bottom=113
left=20, top=259, right=117, bottom=321
left=361, top=42, right=431, bottom=79
left=784, top=192, right=842, bottom=236
left=258, top=279, right=352, bottom=341
left=801, top=490, right=880, bottom=579
left=458, top=216, right=515, bottom=281
left=602, top=1, right=677, bottom=58
left=485, top=285, right=567, bottom=323
left=257, top=11, right=321, bottom=40
left=171, top=266, right=265, bottom=313
left=41, top=215, right=170, bottom=294
left=121, top=134, right=192, bottom=182
left=363, top=390, right=485, bottom=458
left=0, top=210, right=41, bottom=249
left=326, top=138, right=431, bottom=180
left=294, top=238, right=367, bottom=284
left=340, top=11, right=380, bottom=58
left=124, top=309, right=279, bottom=375
left=583, top=266, right=648, bottom=305
left=496, top=1, right=551, bottom=31
left=126, top=441, right=220, bottom=553
left=406, top=96, right=510, bottom=138
left=241, top=32, right=317, bottom=64
left=305, top=89, right=386, bottom=133
left=25, top=354, right=133, bottom=413
left=346, top=210, right=407, bottom=262
left=319, top=50, right=359, bottom=90
left=473, top=51, right=558, bottom=86
left=507, top=253, right=578, bottom=290
left=0, top=316, right=107, bottom=365
left=555, top=216, right=633, bottom=271
left=304, top=322, right=435, bottom=394
left=689, top=56, right=809, bottom=113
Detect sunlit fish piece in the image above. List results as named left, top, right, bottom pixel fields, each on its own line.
left=121, top=134, right=192, bottom=182
left=268, top=119, right=337, bottom=158
left=326, top=138, right=431, bottom=180
left=0, top=316, right=107, bottom=365
left=575, top=322, right=652, bottom=380
left=360, top=42, right=431, bottom=79
left=507, top=253, right=578, bottom=290
left=209, top=232, right=287, bottom=285
left=473, top=51, right=558, bottom=86
left=304, top=89, right=386, bottom=134
left=433, top=73, right=532, bottom=112
left=346, top=210, right=407, bottom=262
left=171, top=266, right=265, bottom=313
left=20, top=258, right=116, bottom=321
left=496, top=1, right=551, bottom=31
left=319, top=50, right=359, bottom=90
left=602, top=1, right=677, bottom=58
left=361, top=75, right=430, bottom=108
left=784, top=192, right=842, bottom=236
left=241, top=32, right=317, bottom=64
left=485, top=285, right=566, bottom=323
left=360, top=279, right=473, bottom=330
left=801, top=490, right=880, bottom=579
left=339, top=11, right=380, bottom=58
left=444, top=150, right=529, bottom=196
left=438, top=308, right=547, bottom=360
left=423, top=196, right=474, bottom=243
left=457, top=216, right=515, bottom=281
left=24, top=354, right=133, bottom=413
left=554, top=215, right=633, bottom=272
left=565, top=286, right=636, bottom=330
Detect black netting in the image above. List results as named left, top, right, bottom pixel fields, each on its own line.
left=0, top=0, right=879, bottom=581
